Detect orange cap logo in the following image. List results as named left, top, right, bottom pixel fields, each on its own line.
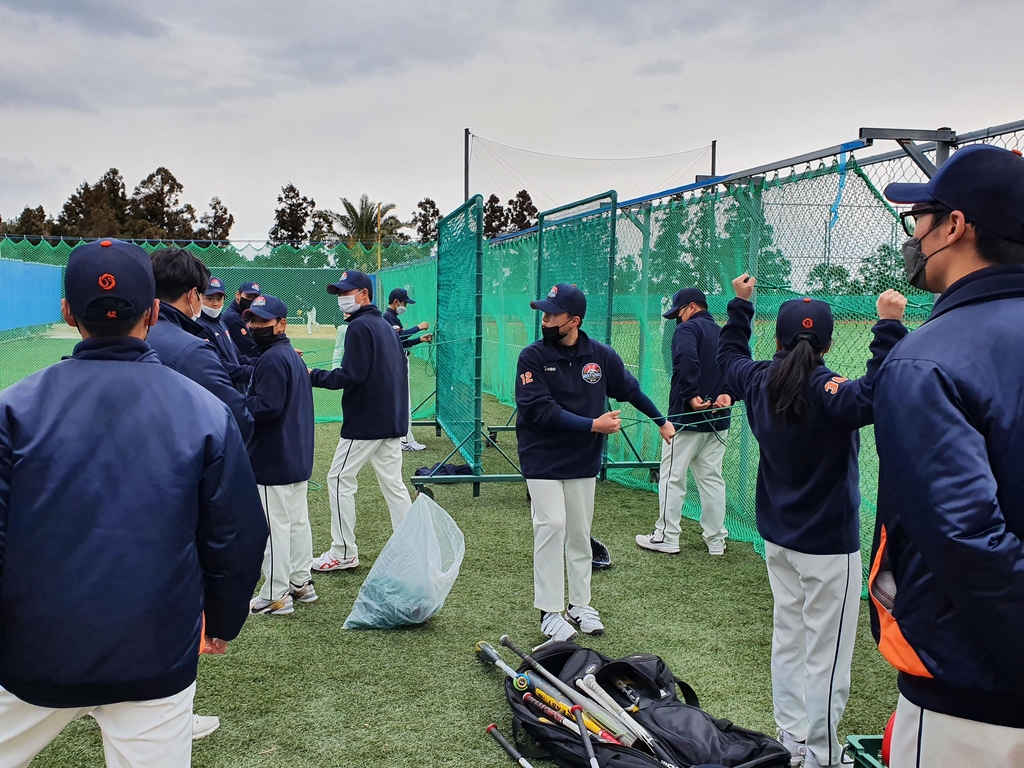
left=802, top=318, right=814, bottom=328
left=98, top=273, right=116, bottom=290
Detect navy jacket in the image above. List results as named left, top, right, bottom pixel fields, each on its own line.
left=245, top=334, right=315, bottom=486
left=717, top=298, right=907, bottom=555
left=148, top=304, right=255, bottom=446
left=516, top=332, right=665, bottom=480
left=196, top=311, right=254, bottom=394
left=223, top=299, right=261, bottom=357
left=0, top=338, right=266, bottom=708
left=309, top=304, right=408, bottom=440
left=668, top=311, right=733, bottom=432
left=871, top=265, right=1024, bottom=728
left=383, top=307, right=425, bottom=350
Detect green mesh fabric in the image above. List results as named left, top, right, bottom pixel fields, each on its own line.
left=435, top=196, right=483, bottom=471
left=0, top=238, right=438, bottom=423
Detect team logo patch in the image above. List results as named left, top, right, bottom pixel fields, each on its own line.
left=240, top=328, right=247, bottom=335
left=210, top=278, right=222, bottom=288
left=252, top=296, right=267, bottom=307
left=98, top=273, right=116, bottom=290
left=802, top=317, right=814, bottom=328
left=341, top=272, right=348, bottom=280
left=582, top=363, right=602, bottom=384
left=547, top=285, right=558, bottom=298
left=251, top=283, right=259, bottom=291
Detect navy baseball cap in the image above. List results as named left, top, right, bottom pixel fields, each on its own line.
left=531, top=283, right=587, bottom=320
left=776, top=297, right=834, bottom=350
left=884, top=144, right=1024, bottom=244
left=205, top=276, right=226, bottom=296
left=388, top=287, right=415, bottom=304
left=65, top=239, right=155, bottom=321
left=238, top=281, right=261, bottom=295
left=328, top=270, right=373, bottom=296
left=663, top=287, right=707, bottom=319
left=243, top=294, right=288, bottom=320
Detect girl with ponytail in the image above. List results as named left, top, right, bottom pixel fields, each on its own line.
left=716, top=274, right=908, bottom=768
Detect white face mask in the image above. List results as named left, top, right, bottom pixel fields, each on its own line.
left=201, top=304, right=221, bottom=319
left=338, top=295, right=360, bottom=314
left=188, top=290, right=201, bottom=321
left=395, top=304, right=407, bottom=316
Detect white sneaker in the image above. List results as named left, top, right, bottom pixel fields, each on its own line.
left=312, top=552, right=359, bottom=572
left=192, top=714, right=220, bottom=741
left=635, top=534, right=680, bottom=554
left=290, top=581, right=318, bottom=603
left=567, top=605, right=605, bottom=636
left=777, top=729, right=807, bottom=767
left=540, top=612, right=578, bottom=642
left=250, top=595, right=294, bottom=615
left=799, top=746, right=823, bottom=768
left=707, top=542, right=727, bottom=556
left=401, top=441, right=427, bottom=451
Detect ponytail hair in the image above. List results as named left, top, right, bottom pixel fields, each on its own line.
left=766, top=333, right=823, bottom=425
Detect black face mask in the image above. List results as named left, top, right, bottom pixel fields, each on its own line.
left=902, top=216, right=952, bottom=293
left=251, top=326, right=277, bottom=347
left=541, top=320, right=573, bottom=342
left=238, top=296, right=255, bottom=310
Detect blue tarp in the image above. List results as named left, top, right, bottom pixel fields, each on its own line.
left=0, top=260, right=63, bottom=332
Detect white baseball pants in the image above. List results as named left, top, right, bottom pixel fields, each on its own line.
left=257, top=481, right=313, bottom=601
left=889, top=694, right=1024, bottom=768
left=0, top=682, right=196, bottom=768
left=404, top=358, right=415, bottom=443
left=526, top=477, right=596, bottom=614
left=326, top=436, right=412, bottom=560
left=656, top=429, right=729, bottom=548
left=765, top=542, right=861, bottom=767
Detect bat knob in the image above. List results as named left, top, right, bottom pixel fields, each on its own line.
left=513, top=675, right=529, bottom=691
left=486, top=724, right=497, bottom=733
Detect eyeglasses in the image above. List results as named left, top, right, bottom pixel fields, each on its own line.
left=899, top=206, right=946, bottom=237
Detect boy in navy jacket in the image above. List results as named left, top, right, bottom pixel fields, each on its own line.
left=0, top=240, right=266, bottom=766
left=222, top=280, right=262, bottom=357
left=197, top=275, right=254, bottom=394
left=516, top=284, right=674, bottom=641
left=638, top=287, right=734, bottom=557
left=244, top=296, right=317, bottom=616
left=308, top=271, right=413, bottom=572
left=718, top=275, right=907, bottom=768
left=384, top=287, right=432, bottom=452
left=872, top=145, right=1024, bottom=767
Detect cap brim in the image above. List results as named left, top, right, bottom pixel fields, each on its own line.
left=405, top=298, right=416, bottom=304
left=327, top=282, right=357, bottom=294
left=883, top=182, right=936, bottom=204
left=530, top=299, right=565, bottom=313
left=244, top=307, right=282, bottom=320
left=205, top=289, right=226, bottom=296
left=662, top=304, right=683, bottom=319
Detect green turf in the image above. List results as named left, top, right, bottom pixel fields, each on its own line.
left=29, top=397, right=897, bottom=768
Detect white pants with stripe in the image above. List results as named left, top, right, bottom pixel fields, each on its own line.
left=765, top=542, right=861, bottom=767
left=889, top=694, right=1024, bottom=768
left=527, top=478, right=596, bottom=614
left=656, top=429, right=729, bottom=547
left=326, top=437, right=412, bottom=560
left=0, top=682, right=196, bottom=768
left=258, top=481, right=313, bottom=601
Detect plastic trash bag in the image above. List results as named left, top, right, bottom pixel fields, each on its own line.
left=343, top=494, right=465, bottom=629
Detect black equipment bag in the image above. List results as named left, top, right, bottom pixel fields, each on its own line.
left=505, top=642, right=791, bottom=768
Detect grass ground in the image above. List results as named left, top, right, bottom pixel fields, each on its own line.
left=30, top=396, right=898, bottom=768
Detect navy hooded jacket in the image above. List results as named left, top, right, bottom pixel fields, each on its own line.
left=309, top=304, right=408, bottom=440
left=668, top=311, right=733, bottom=432
left=0, top=337, right=267, bottom=708
left=147, top=304, right=255, bottom=446
left=717, top=298, right=907, bottom=555
left=245, top=334, right=315, bottom=486
left=196, top=311, right=254, bottom=394
left=871, top=265, right=1024, bottom=728
left=223, top=298, right=261, bottom=357
left=516, top=331, right=665, bottom=480
left=383, top=306, right=426, bottom=350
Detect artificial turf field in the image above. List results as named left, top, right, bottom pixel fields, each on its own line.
left=27, top=398, right=898, bottom=768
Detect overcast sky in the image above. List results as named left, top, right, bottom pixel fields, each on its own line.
left=2, top=0, right=1022, bottom=240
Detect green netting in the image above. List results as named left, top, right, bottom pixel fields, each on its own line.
left=0, top=238, right=437, bottom=424
left=435, top=195, right=483, bottom=472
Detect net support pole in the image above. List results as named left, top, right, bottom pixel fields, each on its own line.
left=464, top=129, right=471, bottom=202
left=711, top=139, right=717, bottom=176
left=473, top=196, right=484, bottom=485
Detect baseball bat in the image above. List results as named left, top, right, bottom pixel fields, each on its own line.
left=486, top=724, right=535, bottom=768
left=580, top=675, right=679, bottom=768
left=530, top=683, right=624, bottom=744
left=499, top=635, right=631, bottom=743
left=523, top=693, right=580, bottom=736
left=476, top=642, right=568, bottom=705
left=572, top=706, right=600, bottom=768
left=523, top=692, right=622, bottom=745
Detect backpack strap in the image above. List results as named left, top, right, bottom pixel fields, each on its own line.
left=673, top=676, right=701, bottom=708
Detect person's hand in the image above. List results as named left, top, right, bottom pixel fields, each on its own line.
left=202, top=637, right=228, bottom=655
left=307, top=367, right=313, bottom=374
left=713, top=394, right=733, bottom=409
left=421, top=333, right=433, bottom=343
left=658, top=421, right=676, bottom=444
left=732, top=273, right=756, bottom=301
left=418, top=321, right=430, bottom=331
left=689, top=396, right=712, bottom=411
left=591, top=410, right=622, bottom=434
left=295, top=349, right=303, bottom=357
left=876, top=289, right=907, bottom=321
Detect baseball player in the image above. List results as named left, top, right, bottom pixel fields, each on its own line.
left=308, top=271, right=413, bottom=572
left=383, top=287, right=432, bottom=452
left=516, top=283, right=675, bottom=641
left=197, top=276, right=254, bottom=394
left=243, top=296, right=317, bottom=617
left=637, top=287, right=734, bottom=556
left=222, top=280, right=262, bottom=357
left=717, top=274, right=908, bottom=768
left=0, top=240, right=266, bottom=767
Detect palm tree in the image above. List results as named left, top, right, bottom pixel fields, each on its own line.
left=332, top=194, right=409, bottom=247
